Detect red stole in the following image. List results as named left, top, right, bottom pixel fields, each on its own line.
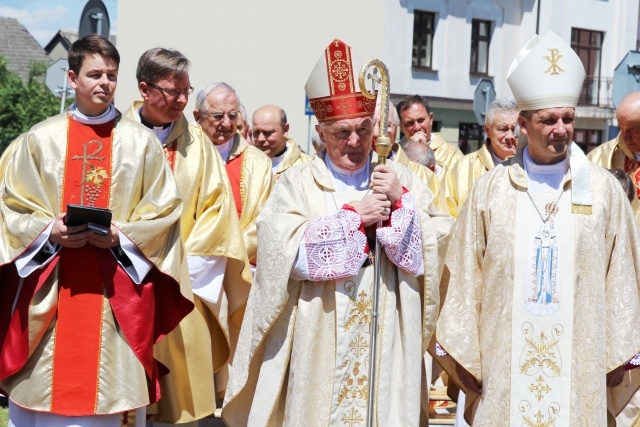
left=164, top=139, right=178, bottom=171
left=49, top=117, right=114, bottom=414
left=624, top=156, right=640, bottom=200
left=225, top=151, right=244, bottom=218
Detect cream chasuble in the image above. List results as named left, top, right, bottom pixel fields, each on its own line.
left=274, top=138, right=312, bottom=178
left=326, top=189, right=374, bottom=425
left=222, top=152, right=453, bottom=427
left=436, top=144, right=640, bottom=426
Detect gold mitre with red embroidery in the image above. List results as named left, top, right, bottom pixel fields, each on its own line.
left=507, top=31, right=585, bottom=111
left=305, top=39, right=376, bottom=122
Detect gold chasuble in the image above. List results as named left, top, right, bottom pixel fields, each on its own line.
left=222, top=153, right=453, bottom=426
left=275, top=138, right=312, bottom=178
left=124, top=103, right=252, bottom=422
left=588, top=135, right=640, bottom=221
left=0, top=112, right=192, bottom=416
left=393, top=144, right=448, bottom=214
left=0, top=133, right=24, bottom=182
left=430, top=132, right=464, bottom=169
left=445, top=142, right=495, bottom=217
left=223, top=133, right=274, bottom=266
left=436, top=147, right=640, bottom=426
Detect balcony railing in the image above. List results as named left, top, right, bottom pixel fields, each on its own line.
left=578, top=76, right=613, bottom=108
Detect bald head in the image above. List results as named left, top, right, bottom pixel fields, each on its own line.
left=252, top=105, right=289, bottom=157
left=617, top=92, right=640, bottom=153
left=403, top=141, right=436, bottom=172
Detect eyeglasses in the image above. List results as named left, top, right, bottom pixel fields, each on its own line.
left=199, top=111, right=239, bottom=122
left=146, top=82, right=194, bottom=98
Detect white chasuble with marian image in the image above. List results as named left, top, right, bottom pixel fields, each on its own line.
left=325, top=189, right=375, bottom=426
left=510, top=191, right=575, bottom=426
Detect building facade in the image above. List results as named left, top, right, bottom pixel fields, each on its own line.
left=115, top=0, right=639, bottom=153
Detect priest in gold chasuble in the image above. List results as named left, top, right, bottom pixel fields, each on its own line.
left=222, top=39, right=452, bottom=427
left=589, top=92, right=640, bottom=221
left=436, top=32, right=640, bottom=427
left=194, top=82, right=275, bottom=270
left=125, top=48, right=252, bottom=424
left=0, top=35, right=192, bottom=427
left=445, top=98, right=518, bottom=217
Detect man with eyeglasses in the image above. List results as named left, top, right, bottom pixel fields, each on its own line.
left=252, top=104, right=311, bottom=177
left=124, top=48, right=252, bottom=425
left=194, top=82, right=274, bottom=274
left=222, top=38, right=452, bottom=426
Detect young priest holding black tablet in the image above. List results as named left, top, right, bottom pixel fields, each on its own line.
left=0, top=34, right=192, bottom=427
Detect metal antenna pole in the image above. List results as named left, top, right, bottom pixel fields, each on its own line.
left=59, top=66, right=68, bottom=114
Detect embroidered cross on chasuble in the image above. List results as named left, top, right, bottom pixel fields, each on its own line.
left=50, top=117, right=116, bottom=415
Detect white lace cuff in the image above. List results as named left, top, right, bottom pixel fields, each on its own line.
left=376, top=192, right=424, bottom=276
left=302, top=209, right=368, bottom=281
left=435, top=342, right=448, bottom=357
left=627, top=353, right=640, bottom=367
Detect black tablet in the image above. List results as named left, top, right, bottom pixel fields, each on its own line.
left=65, top=204, right=112, bottom=228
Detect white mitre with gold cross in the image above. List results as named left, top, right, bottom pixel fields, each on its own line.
left=507, top=31, right=585, bottom=111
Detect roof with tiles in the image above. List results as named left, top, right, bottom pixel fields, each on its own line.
left=0, top=17, right=51, bottom=83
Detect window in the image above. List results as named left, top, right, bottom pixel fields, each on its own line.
left=571, top=28, right=604, bottom=106
left=470, top=20, right=491, bottom=75
left=413, top=11, right=435, bottom=70
left=458, top=122, right=483, bottom=154
left=573, top=129, right=602, bottom=154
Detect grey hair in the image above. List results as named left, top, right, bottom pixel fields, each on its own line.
left=195, top=82, right=240, bottom=113
left=311, top=128, right=324, bottom=152
left=375, top=97, right=399, bottom=125
left=238, top=103, right=248, bottom=119
left=485, top=98, right=518, bottom=125
left=403, top=141, right=435, bottom=169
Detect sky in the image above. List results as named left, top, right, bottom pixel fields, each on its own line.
left=0, top=0, right=117, bottom=47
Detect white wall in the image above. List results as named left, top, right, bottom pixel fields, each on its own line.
left=116, top=0, right=387, bottom=151
left=116, top=0, right=637, bottom=146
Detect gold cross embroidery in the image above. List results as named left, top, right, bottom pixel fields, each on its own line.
left=72, top=139, right=105, bottom=205
left=543, top=48, right=564, bottom=75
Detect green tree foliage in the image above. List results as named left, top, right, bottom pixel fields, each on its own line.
left=0, top=55, right=63, bottom=153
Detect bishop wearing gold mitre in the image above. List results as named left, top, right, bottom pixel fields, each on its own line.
left=435, top=32, right=640, bottom=426
left=221, top=38, right=452, bottom=426
left=0, top=35, right=192, bottom=427
left=124, top=48, right=252, bottom=424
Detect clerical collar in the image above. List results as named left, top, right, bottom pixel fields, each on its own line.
left=523, top=146, right=569, bottom=192
left=488, top=144, right=504, bottom=166
left=68, top=103, right=116, bottom=125
left=215, top=139, right=233, bottom=164
left=271, top=143, right=290, bottom=173
left=635, top=153, right=640, bottom=161
left=136, top=107, right=174, bottom=144
left=324, top=152, right=370, bottom=192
